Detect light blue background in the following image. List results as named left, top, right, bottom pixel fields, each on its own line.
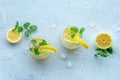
left=0, top=0, right=120, bottom=80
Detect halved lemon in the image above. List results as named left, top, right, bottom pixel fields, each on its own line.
left=64, top=26, right=89, bottom=48
left=95, top=33, right=112, bottom=49
left=6, top=28, right=22, bottom=43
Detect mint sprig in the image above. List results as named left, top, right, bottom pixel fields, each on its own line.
left=30, top=39, right=48, bottom=56
left=12, top=21, right=23, bottom=33
left=23, top=22, right=37, bottom=37
left=71, top=26, right=78, bottom=33
left=95, top=47, right=113, bottom=57
left=12, top=21, right=37, bottom=37
left=70, top=26, right=85, bottom=38
left=79, top=27, right=85, bottom=37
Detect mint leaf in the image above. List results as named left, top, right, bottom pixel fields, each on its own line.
left=71, top=34, right=75, bottom=38
left=24, top=31, right=30, bottom=37
left=95, top=50, right=108, bottom=57
left=12, top=21, right=19, bottom=31
left=79, top=27, right=85, bottom=37
left=15, top=21, right=19, bottom=28
left=71, top=26, right=78, bottom=33
left=30, top=25, right=37, bottom=31
left=17, top=26, right=23, bottom=33
left=23, top=22, right=30, bottom=28
left=30, top=48, right=32, bottom=52
left=100, top=51, right=108, bottom=57
left=34, top=47, right=40, bottom=55
left=31, top=39, right=37, bottom=46
left=106, top=47, right=113, bottom=54
left=95, top=48, right=103, bottom=51
left=40, top=39, right=47, bottom=46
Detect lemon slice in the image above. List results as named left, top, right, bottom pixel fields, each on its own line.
left=6, top=28, right=22, bottom=43
left=73, top=35, right=89, bottom=49
left=39, top=45, right=57, bottom=53
left=95, top=33, right=112, bottom=49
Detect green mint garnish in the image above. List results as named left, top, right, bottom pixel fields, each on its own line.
left=41, top=39, right=47, bottom=45
left=79, top=27, right=85, bottom=37
left=30, top=48, right=32, bottom=52
left=95, top=47, right=113, bottom=57
left=23, top=22, right=30, bottom=29
left=95, top=48, right=103, bottom=51
left=30, top=39, right=48, bottom=56
left=71, top=26, right=78, bottom=33
left=12, top=21, right=37, bottom=37
left=95, top=51, right=108, bottom=57
left=34, top=47, right=39, bottom=55
left=106, top=47, right=113, bottom=54
left=30, top=25, right=37, bottom=32
left=17, top=26, right=23, bottom=33
left=31, top=39, right=37, bottom=46
left=12, top=21, right=19, bottom=31
left=25, top=31, right=31, bottom=37
left=70, top=26, right=85, bottom=38
left=71, top=34, right=75, bottom=38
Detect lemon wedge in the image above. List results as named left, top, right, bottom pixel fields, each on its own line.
left=6, top=28, right=22, bottom=43
left=95, top=33, right=112, bottom=49
left=73, top=35, right=89, bottom=49
left=39, top=45, right=57, bottom=53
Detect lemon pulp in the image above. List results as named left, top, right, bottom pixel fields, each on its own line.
left=6, top=28, right=22, bottom=43
left=95, top=33, right=112, bottom=49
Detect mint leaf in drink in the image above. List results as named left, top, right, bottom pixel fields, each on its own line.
left=71, top=26, right=78, bottom=33
left=79, top=27, right=85, bottom=37
left=71, top=34, right=75, bottom=38
left=34, top=47, right=40, bottom=55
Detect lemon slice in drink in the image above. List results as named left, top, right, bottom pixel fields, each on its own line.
left=37, top=45, right=56, bottom=60
left=95, top=33, right=112, bottom=49
left=73, top=35, right=89, bottom=49
left=6, top=28, right=22, bottom=43
left=39, top=45, right=57, bottom=53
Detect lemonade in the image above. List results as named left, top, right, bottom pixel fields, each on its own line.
left=29, top=37, right=57, bottom=60
left=60, top=26, right=89, bottom=50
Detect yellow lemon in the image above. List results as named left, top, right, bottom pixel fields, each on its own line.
left=6, top=28, right=22, bottom=43
left=73, top=35, right=89, bottom=49
left=95, top=33, right=112, bottom=49
left=39, top=45, right=57, bottom=53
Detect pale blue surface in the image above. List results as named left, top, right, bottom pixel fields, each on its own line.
left=0, top=0, right=120, bottom=80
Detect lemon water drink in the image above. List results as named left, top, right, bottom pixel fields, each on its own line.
left=60, top=26, right=89, bottom=50
left=29, top=37, right=57, bottom=60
